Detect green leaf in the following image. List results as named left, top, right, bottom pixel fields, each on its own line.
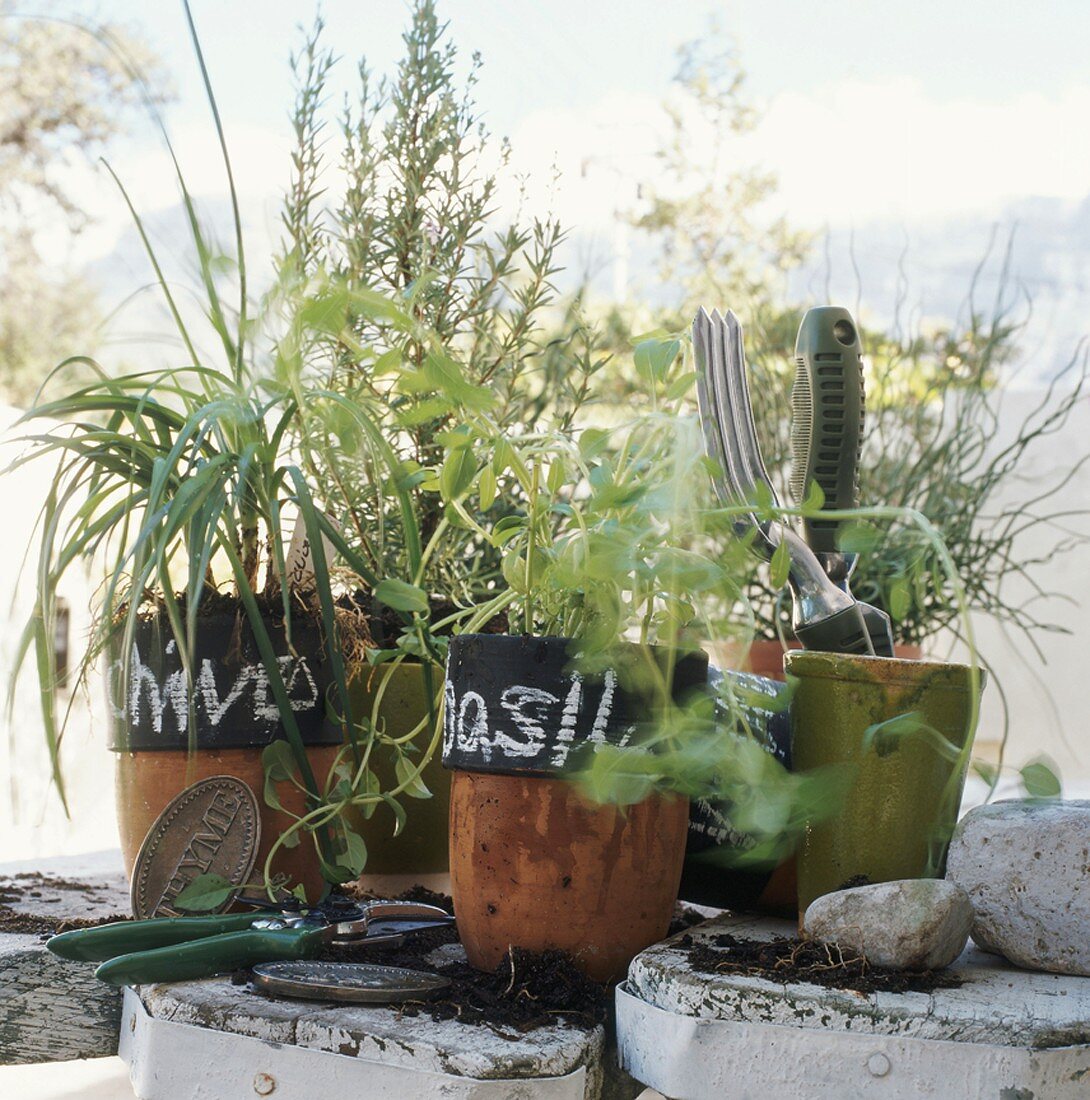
left=263, top=740, right=297, bottom=782
left=578, top=428, right=610, bottom=459
left=546, top=457, right=567, bottom=494
left=318, top=856, right=356, bottom=885
left=972, top=760, right=999, bottom=787
left=374, top=578, right=429, bottom=613
left=839, top=520, right=882, bottom=555
left=478, top=466, right=497, bottom=510
left=491, top=514, right=526, bottom=547
left=665, top=371, right=698, bottom=400
left=372, top=348, right=402, bottom=375
left=802, top=480, right=826, bottom=512
left=341, top=828, right=368, bottom=876
left=769, top=538, right=791, bottom=589
left=173, top=873, right=238, bottom=913
left=383, top=794, right=408, bottom=837
left=889, top=577, right=911, bottom=620
left=439, top=447, right=476, bottom=502
left=634, top=337, right=681, bottom=382
left=395, top=754, right=432, bottom=799
left=1020, top=760, right=1061, bottom=799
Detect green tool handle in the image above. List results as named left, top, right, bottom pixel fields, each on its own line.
left=790, top=305, right=865, bottom=555
left=48, top=912, right=262, bottom=963
left=94, top=925, right=323, bottom=986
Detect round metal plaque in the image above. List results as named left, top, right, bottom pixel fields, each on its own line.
left=252, top=961, right=450, bottom=1004
left=131, top=775, right=260, bottom=919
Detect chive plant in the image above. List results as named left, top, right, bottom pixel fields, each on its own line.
left=5, top=2, right=478, bottom=888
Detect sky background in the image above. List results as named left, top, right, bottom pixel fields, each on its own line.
left=20, top=0, right=1090, bottom=375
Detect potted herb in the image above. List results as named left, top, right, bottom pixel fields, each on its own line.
left=7, top=7, right=438, bottom=899
left=434, top=339, right=824, bottom=980
left=274, top=1, right=600, bottom=886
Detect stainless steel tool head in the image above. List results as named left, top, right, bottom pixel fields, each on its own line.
left=693, top=306, right=778, bottom=556
left=239, top=895, right=454, bottom=946
left=693, top=305, right=874, bottom=656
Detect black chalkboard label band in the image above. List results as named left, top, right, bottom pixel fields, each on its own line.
left=441, top=634, right=709, bottom=779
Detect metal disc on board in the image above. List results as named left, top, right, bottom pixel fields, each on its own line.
left=131, top=775, right=260, bottom=918
left=251, top=961, right=450, bottom=1004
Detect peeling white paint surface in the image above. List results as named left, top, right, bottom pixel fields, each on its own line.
left=618, top=914, right=1090, bottom=1100
left=123, top=950, right=617, bottom=1100
left=627, top=914, right=1090, bottom=1047
left=122, top=988, right=596, bottom=1099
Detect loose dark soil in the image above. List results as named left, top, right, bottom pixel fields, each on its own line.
left=293, top=886, right=611, bottom=1033
left=0, top=908, right=130, bottom=935
left=680, top=932, right=962, bottom=995
left=667, top=905, right=709, bottom=938
left=0, top=872, right=130, bottom=936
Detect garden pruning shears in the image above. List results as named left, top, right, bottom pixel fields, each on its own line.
left=47, top=897, right=453, bottom=986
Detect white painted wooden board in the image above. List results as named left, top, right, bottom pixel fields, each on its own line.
left=617, top=914, right=1090, bottom=1099
left=0, top=852, right=129, bottom=1065
left=122, top=952, right=641, bottom=1100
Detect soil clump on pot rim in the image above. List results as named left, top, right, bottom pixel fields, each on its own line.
left=679, top=931, right=962, bottom=995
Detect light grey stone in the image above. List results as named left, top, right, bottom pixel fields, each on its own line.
left=802, top=878, right=973, bottom=971
left=947, top=798, right=1090, bottom=976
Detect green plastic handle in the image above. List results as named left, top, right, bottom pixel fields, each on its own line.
left=94, top=925, right=324, bottom=986
left=790, top=305, right=865, bottom=554
left=48, top=913, right=262, bottom=963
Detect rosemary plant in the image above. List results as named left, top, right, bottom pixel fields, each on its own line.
left=279, top=1, right=602, bottom=617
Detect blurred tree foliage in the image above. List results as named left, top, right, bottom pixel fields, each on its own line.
left=0, top=8, right=166, bottom=406
left=591, top=27, right=1089, bottom=654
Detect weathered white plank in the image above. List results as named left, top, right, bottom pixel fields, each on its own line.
left=626, top=913, right=1090, bottom=1048
left=0, top=851, right=129, bottom=1065
left=618, top=913, right=1090, bottom=1099
left=127, top=940, right=646, bottom=1100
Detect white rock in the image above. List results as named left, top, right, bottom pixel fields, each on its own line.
left=947, top=799, right=1090, bottom=976
left=802, top=879, right=973, bottom=971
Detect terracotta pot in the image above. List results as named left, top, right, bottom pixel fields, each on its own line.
left=786, top=650, right=984, bottom=914
left=443, top=634, right=707, bottom=981
left=340, top=661, right=451, bottom=895
left=721, top=638, right=923, bottom=681
left=450, top=770, right=689, bottom=982
left=109, top=611, right=338, bottom=902
left=116, top=746, right=339, bottom=903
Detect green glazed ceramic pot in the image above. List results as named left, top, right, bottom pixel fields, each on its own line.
left=786, top=651, right=984, bottom=914
left=341, top=662, right=449, bottom=876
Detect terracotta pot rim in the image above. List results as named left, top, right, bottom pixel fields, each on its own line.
left=784, top=650, right=985, bottom=690
left=450, top=632, right=706, bottom=656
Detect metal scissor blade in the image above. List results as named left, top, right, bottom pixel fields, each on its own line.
left=329, top=901, right=454, bottom=947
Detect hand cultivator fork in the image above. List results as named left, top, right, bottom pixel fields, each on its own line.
left=693, top=306, right=875, bottom=656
